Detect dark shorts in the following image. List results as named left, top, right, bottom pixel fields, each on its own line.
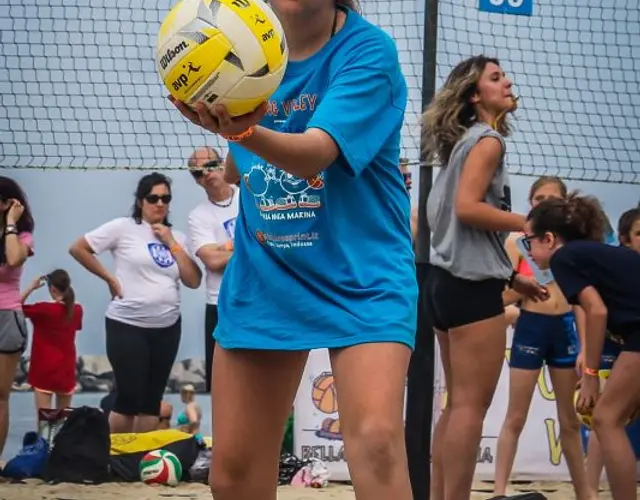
left=600, top=336, right=623, bottom=370
left=510, top=310, right=579, bottom=370
left=105, top=317, right=181, bottom=417
left=614, top=329, right=640, bottom=354
left=424, top=265, right=506, bottom=331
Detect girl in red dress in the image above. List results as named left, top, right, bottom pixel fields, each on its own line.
left=20, top=269, right=82, bottom=415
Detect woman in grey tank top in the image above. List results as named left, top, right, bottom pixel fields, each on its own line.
left=422, top=56, right=548, bottom=500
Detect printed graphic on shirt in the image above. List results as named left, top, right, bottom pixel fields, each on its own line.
left=147, top=242, right=175, bottom=268
left=222, top=217, right=237, bottom=241
left=243, top=165, right=325, bottom=218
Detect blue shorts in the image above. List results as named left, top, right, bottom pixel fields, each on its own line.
left=510, top=310, right=579, bottom=370
left=600, top=337, right=622, bottom=370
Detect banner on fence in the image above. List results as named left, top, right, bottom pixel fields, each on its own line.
left=294, top=328, right=574, bottom=481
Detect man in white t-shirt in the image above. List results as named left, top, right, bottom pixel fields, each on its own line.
left=187, top=147, right=239, bottom=393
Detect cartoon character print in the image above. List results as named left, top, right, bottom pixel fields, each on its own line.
left=147, top=242, right=175, bottom=268
left=243, top=164, right=325, bottom=212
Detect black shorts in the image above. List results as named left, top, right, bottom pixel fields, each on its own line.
left=105, top=317, right=181, bottom=417
left=424, top=265, right=506, bottom=331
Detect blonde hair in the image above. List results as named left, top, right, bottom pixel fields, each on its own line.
left=422, top=55, right=512, bottom=167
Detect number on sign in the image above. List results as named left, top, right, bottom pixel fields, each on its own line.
left=479, top=0, right=533, bottom=16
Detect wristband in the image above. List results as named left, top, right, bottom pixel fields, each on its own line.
left=507, top=270, right=518, bottom=288
left=169, top=243, right=183, bottom=255
left=224, top=241, right=233, bottom=252
left=584, top=367, right=599, bottom=377
left=221, top=126, right=255, bottom=143
left=4, top=224, right=18, bottom=236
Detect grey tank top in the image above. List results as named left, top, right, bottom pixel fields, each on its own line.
left=426, top=122, right=512, bottom=281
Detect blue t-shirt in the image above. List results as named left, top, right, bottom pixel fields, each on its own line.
left=550, top=240, right=640, bottom=337
left=215, top=10, right=418, bottom=350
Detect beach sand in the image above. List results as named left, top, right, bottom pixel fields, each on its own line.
left=0, top=480, right=627, bottom=499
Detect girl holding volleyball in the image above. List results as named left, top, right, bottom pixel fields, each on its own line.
left=526, top=194, right=640, bottom=500
left=422, top=56, right=547, bottom=500
left=581, top=206, right=640, bottom=498
left=171, top=1, right=417, bottom=499
left=494, top=176, right=592, bottom=500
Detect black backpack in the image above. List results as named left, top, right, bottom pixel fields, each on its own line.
left=44, top=406, right=111, bottom=484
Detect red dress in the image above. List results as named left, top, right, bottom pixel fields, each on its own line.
left=22, top=302, right=83, bottom=394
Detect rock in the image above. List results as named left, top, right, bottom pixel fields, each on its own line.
left=167, top=358, right=207, bottom=394
left=12, top=382, right=31, bottom=392
left=13, top=355, right=207, bottom=394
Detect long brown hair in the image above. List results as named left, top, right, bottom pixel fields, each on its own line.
left=422, top=55, right=512, bottom=167
left=47, top=269, right=76, bottom=321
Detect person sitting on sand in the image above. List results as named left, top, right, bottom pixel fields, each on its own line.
left=176, top=384, right=201, bottom=435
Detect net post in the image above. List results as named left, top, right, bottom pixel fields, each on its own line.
left=405, top=0, right=439, bottom=497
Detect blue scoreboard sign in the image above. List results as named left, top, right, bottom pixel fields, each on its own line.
left=479, top=0, right=533, bottom=16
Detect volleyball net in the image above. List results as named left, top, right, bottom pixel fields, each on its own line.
left=0, top=0, right=638, bottom=183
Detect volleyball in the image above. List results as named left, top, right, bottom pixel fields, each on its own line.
left=156, top=0, right=288, bottom=117
left=311, top=373, right=338, bottom=414
left=139, top=449, right=183, bottom=486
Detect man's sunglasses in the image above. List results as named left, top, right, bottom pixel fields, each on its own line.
left=144, top=194, right=172, bottom=205
left=190, top=160, right=223, bottom=179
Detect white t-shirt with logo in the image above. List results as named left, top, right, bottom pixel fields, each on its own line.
left=187, top=187, right=239, bottom=305
left=85, top=217, right=187, bottom=328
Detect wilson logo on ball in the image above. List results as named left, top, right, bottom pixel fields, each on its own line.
left=160, top=41, right=189, bottom=70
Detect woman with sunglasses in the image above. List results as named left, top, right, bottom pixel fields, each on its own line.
left=70, top=172, right=201, bottom=433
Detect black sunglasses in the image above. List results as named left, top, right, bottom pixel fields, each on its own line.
left=190, top=160, right=223, bottom=179
left=144, top=194, right=172, bottom=205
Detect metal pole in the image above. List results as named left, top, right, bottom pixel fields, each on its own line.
left=405, top=0, right=439, bottom=496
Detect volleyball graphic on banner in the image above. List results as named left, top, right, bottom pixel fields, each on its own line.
left=139, top=449, right=183, bottom=486
left=156, top=0, right=288, bottom=117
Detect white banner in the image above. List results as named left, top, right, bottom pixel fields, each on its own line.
left=293, top=329, right=640, bottom=481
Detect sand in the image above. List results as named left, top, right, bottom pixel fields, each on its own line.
left=0, top=480, right=627, bottom=499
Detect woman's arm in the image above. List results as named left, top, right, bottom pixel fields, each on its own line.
left=576, top=286, right=607, bottom=373
left=240, top=127, right=338, bottom=179
left=171, top=244, right=202, bottom=289
left=186, top=402, right=201, bottom=434
left=21, top=276, right=45, bottom=304
left=4, top=232, right=31, bottom=268
left=503, top=233, right=524, bottom=306
left=69, top=237, right=116, bottom=286
left=455, top=137, right=526, bottom=232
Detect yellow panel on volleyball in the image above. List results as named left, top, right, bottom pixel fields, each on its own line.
left=214, top=0, right=284, bottom=70
left=163, top=30, right=232, bottom=102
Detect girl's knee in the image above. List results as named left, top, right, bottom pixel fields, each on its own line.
left=208, top=451, right=266, bottom=495
left=557, top=412, right=581, bottom=434
left=592, top=406, right=627, bottom=430
left=343, top=418, right=404, bottom=480
left=503, top=412, right=527, bottom=436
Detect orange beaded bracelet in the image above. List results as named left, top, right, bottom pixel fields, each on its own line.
left=222, top=126, right=255, bottom=143
left=584, top=367, right=599, bottom=377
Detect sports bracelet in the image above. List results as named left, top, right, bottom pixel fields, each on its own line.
left=169, top=243, right=183, bottom=254
left=222, top=126, right=255, bottom=143
left=584, top=367, right=599, bottom=377
left=224, top=241, right=233, bottom=251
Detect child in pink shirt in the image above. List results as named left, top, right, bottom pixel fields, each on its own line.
left=0, top=177, right=35, bottom=458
